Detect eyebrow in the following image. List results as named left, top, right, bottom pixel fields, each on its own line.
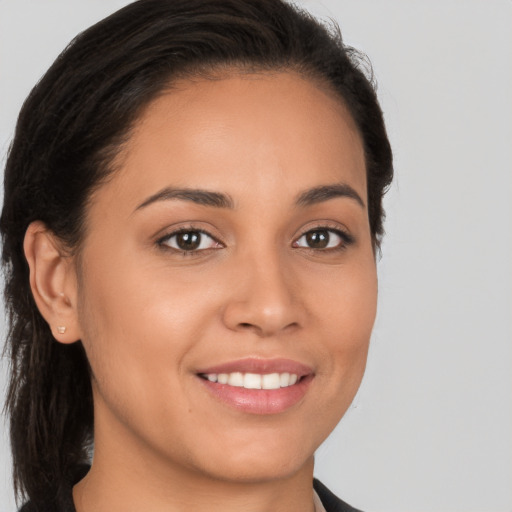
left=135, top=182, right=365, bottom=212
left=295, top=183, right=365, bottom=208
left=135, top=187, right=234, bottom=211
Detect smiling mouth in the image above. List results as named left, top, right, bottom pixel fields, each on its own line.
left=199, top=372, right=300, bottom=390
left=196, top=358, right=313, bottom=414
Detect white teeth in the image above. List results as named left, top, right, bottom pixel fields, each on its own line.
left=228, top=372, right=244, bottom=387
left=262, top=373, right=280, bottom=390
left=203, top=371, right=300, bottom=389
left=279, top=372, right=290, bottom=387
left=244, top=373, right=262, bottom=389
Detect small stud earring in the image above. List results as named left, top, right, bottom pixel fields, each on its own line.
left=57, top=326, right=66, bottom=334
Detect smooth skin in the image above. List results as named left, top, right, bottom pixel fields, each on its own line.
left=24, top=71, right=377, bottom=512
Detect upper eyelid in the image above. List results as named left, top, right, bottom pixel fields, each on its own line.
left=294, top=222, right=352, bottom=239
left=297, top=228, right=348, bottom=237
left=156, top=224, right=222, bottom=244
left=159, top=232, right=219, bottom=248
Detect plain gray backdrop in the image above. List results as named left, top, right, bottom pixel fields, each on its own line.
left=1, top=1, right=511, bottom=511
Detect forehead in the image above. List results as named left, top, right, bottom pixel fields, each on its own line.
left=96, top=71, right=366, bottom=213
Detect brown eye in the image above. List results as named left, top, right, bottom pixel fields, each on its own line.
left=176, top=232, right=201, bottom=250
left=160, top=230, right=220, bottom=252
left=293, top=228, right=353, bottom=250
left=305, top=230, right=330, bottom=249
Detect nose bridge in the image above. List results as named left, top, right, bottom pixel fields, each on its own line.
left=222, top=244, right=300, bottom=336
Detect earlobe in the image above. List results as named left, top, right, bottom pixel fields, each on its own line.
left=23, top=221, right=81, bottom=344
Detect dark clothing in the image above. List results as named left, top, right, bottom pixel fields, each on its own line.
left=314, top=479, right=362, bottom=512
left=19, top=468, right=361, bottom=512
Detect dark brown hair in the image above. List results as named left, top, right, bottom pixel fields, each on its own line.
left=1, top=0, right=393, bottom=507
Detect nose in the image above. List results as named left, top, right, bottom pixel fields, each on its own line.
left=221, top=253, right=302, bottom=337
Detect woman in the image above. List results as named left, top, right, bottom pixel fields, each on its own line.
left=1, top=0, right=393, bottom=511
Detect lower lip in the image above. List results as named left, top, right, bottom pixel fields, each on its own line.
left=198, top=375, right=313, bottom=415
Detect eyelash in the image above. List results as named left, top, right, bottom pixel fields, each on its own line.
left=292, top=226, right=355, bottom=252
left=156, top=224, right=354, bottom=255
left=157, top=226, right=222, bottom=256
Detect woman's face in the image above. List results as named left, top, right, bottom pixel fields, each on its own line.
left=74, top=71, right=377, bottom=482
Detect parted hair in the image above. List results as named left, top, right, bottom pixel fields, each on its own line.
left=1, top=0, right=393, bottom=507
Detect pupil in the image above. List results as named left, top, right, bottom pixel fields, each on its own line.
left=177, top=232, right=201, bottom=250
left=306, top=230, right=329, bottom=248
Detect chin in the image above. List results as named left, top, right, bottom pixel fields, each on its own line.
left=184, top=429, right=319, bottom=484
left=199, top=452, right=315, bottom=484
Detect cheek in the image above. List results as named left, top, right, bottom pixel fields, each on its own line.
left=75, top=269, right=195, bottom=444
left=316, top=259, right=377, bottom=379
left=75, top=254, right=219, bottom=394
left=297, top=260, right=377, bottom=441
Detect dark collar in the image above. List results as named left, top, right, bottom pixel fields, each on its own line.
left=313, top=478, right=363, bottom=512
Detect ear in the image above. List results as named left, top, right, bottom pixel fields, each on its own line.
left=23, top=221, right=81, bottom=344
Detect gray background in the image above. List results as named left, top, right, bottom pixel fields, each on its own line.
left=1, top=1, right=511, bottom=511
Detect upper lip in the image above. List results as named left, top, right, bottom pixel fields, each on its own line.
left=196, top=358, right=313, bottom=377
